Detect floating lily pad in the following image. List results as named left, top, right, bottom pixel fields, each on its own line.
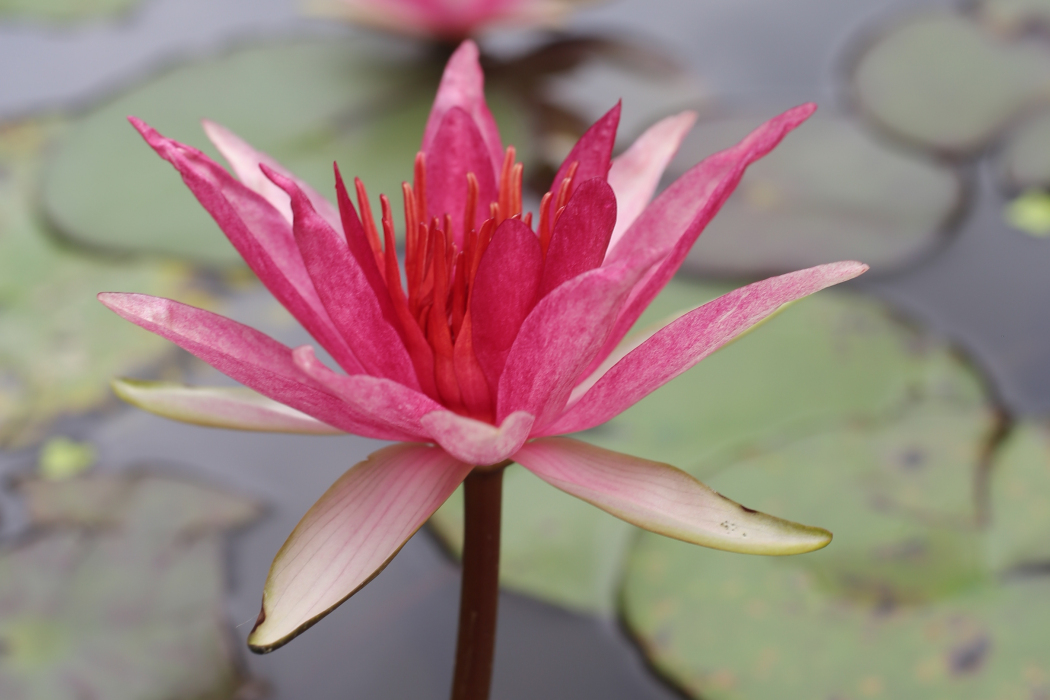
left=851, top=13, right=1050, bottom=156
left=996, top=110, right=1050, bottom=196
left=0, top=118, right=211, bottom=447
left=985, top=421, right=1050, bottom=572
left=978, top=0, right=1050, bottom=35
left=0, top=472, right=262, bottom=700
left=0, top=0, right=141, bottom=23
left=676, top=115, right=962, bottom=277
left=37, top=437, right=97, bottom=481
left=429, top=279, right=990, bottom=614
left=619, top=402, right=1050, bottom=700
left=42, top=38, right=532, bottom=265
left=1003, top=189, right=1050, bottom=235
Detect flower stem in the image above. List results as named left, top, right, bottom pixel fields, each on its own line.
left=450, top=463, right=506, bottom=700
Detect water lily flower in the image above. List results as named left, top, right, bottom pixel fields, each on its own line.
left=319, top=0, right=577, bottom=39
left=100, top=40, right=866, bottom=658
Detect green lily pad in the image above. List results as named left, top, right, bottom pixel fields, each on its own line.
left=41, top=38, right=531, bottom=266
left=676, top=115, right=962, bottom=277
left=0, top=472, right=262, bottom=700
left=0, top=0, right=141, bottom=23
left=1003, top=189, right=1050, bottom=236
left=851, top=13, right=1050, bottom=156
left=996, top=110, right=1050, bottom=196
left=0, top=118, right=211, bottom=448
left=37, top=437, right=97, bottom=481
left=429, top=279, right=990, bottom=614
left=619, top=402, right=1049, bottom=700
left=985, top=421, right=1050, bottom=572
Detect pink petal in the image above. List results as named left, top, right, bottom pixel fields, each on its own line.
left=111, top=379, right=343, bottom=434
left=514, top=438, right=833, bottom=554
left=97, top=293, right=417, bottom=441
left=425, top=107, right=499, bottom=246
left=539, top=177, right=617, bottom=299
left=470, top=218, right=543, bottom=392
left=497, top=255, right=660, bottom=428
left=129, top=118, right=363, bottom=375
left=606, top=111, right=697, bottom=253
left=248, top=443, right=473, bottom=652
left=202, top=120, right=341, bottom=232
left=292, top=345, right=438, bottom=440
left=591, top=104, right=818, bottom=375
left=420, top=410, right=534, bottom=465
left=545, top=262, right=868, bottom=435
left=422, top=40, right=503, bottom=175
left=549, top=102, right=620, bottom=198
left=263, top=165, right=421, bottom=391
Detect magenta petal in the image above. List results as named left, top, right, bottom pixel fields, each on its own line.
left=513, top=438, right=832, bottom=554
left=545, top=262, right=869, bottom=435
left=425, top=107, right=498, bottom=246
left=202, top=120, right=341, bottom=232
left=248, top=443, right=473, bottom=652
left=263, top=165, right=420, bottom=390
left=550, top=102, right=620, bottom=195
left=420, top=410, right=534, bottom=466
left=539, top=178, right=617, bottom=298
left=292, top=345, right=437, bottom=440
left=128, top=118, right=363, bottom=375
left=591, top=104, right=818, bottom=373
left=422, top=40, right=503, bottom=174
left=606, top=111, right=697, bottom=253
left=97, top=293, right=416, bottom=441
left=470, top=218, right=543, bottom=392
left=496, top=255, right=659, bottom=427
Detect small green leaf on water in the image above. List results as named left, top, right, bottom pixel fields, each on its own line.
left=37, top=437, right=96, bottom=481
left=1004, top=189, right=1050, bottom=236
left=0, top=0, right=141, bottom=23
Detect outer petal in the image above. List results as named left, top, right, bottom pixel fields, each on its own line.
left=129, top=118, right=363, bottom=375
left=422, top=40, right=503, bottom=174
left=97, top=293, right=418, bottom=441
left=497, top=255, right=659, bottom=427
left=263, top=165, right=421, bottom=390
left=606, top=111, right=697, bottom=253
left=538, top=178, right=617, bottom=299
left=545, top=261, right=869, bottom=435
left=514, top=438, right=832, bottom=555
left=202, top=120, right=341, bottom=231
left=111, top=379, right=343, bottom=434
left=550, top=102, right=621, bottom=196
left=470, top=218, right=543, bottom=392
left=420, top=410, right=534, bottom=466
left=248, top=443, right=473, bottom=653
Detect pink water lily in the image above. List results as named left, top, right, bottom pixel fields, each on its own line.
left=100, top=40, right=866, bottom=656
left=323, top=0, right=575, bottom=38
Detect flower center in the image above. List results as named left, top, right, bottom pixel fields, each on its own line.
left=352, top=147, right=579, bottom=420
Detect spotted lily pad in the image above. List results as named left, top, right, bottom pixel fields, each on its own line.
left=0, top=0, right=141, bottom=23
left=851, top=13, right=1050, bottom=156
left=0, top=118, right=209, bottom=447
left=429, top=279, right=989, bottom=614
left=676, top=115, right=962, bottom=277
left=0, top=472, right=262, bottom=700
left=985, top=421, right=1050, bottom=572
left=619, top=402, right=1050, bottom=700
left=41, top=38, right=530, bottom=265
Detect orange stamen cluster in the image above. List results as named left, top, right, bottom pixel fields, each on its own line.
left=353, top=147, right=579, bottom=419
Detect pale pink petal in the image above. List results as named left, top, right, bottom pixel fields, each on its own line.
left=129, top=118, right=363, bottom=375
left=248, top=443, right=473, bottom=653
left=590, top=104, right=818, bottom=376
left=470, top=218, right=543, bottom=392
left=111, top=379, right=343, bottom=434
left=263, top=165, right=421, bottom=390
left=425, top=107, right=499, bottom=246
left=545, top=262, right=868, bottom=435
left=539, top=177, right=617, bottom=298
left=606, top=111, right=697, bottom=253
left=420, top=410, right=534, bottom=465
left=549, top=102, right=620, bottom=201
left=202, top=120, right=341, bottom=231
left=497, top=254, right=660, bottom=428
left=293, top=345, right=438, bottom=440
left=422, top=40, right=503, bottom=174
left=97, top=293, right=416, bottom=441
left=514, top=438, right=832, bottom=554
